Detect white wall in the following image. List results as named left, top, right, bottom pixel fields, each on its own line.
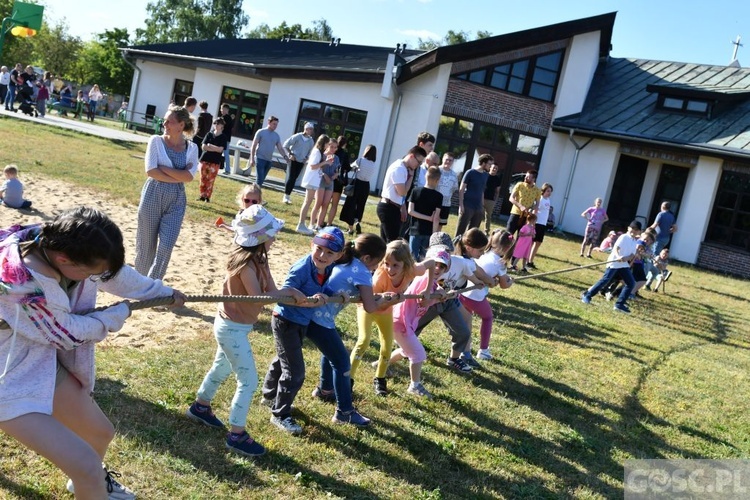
left=554, top=31, right=602, bottom=119
left=636, top=160, right=661, bottom=221
left=541, top=132, right=619, bottom=234
left=670, top=156, right=722, bottom=264
left=130, top=60, right=196, bottom=119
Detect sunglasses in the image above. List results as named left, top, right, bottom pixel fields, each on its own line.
left=243, top=198, right=260, bottom=204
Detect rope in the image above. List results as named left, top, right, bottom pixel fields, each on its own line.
left=513, top=259, right=610, bottom=281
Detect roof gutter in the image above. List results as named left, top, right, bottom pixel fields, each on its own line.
left=552, top=123, right=750, bottom=162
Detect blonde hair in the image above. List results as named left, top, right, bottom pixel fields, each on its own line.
left=4, top=164, right=18, bottom=176
left=166, top=104, right=196, bottom=138
left=236, top=184, right=263, bottom=209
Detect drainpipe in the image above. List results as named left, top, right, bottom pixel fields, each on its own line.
left=558, top=129, right=593, bottom=229
left=379, top=88, right=403, bottom=189
left=120, top=49, right=140, bottom=121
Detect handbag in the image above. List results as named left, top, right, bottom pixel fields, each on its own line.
left=343, top=164, right=358, bottom=196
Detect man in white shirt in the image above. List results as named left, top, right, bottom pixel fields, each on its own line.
left=581, top=220, right=641, bottom=313
left=377, top=146, right=426, bottom=242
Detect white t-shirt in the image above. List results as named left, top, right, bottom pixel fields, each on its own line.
left=536, top=196, right=552, bottom=226
left=300, top=149, right=323, bottom=189
left=380, top=159, right=408, bottom=204
left=439, top=255, right=476, bottom=291
left=608, top=233, right=638, bottom=269
left=463, top=252, right=505, bottom=301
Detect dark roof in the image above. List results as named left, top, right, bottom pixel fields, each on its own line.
left=398, top=12, right=617, bottom=84
left=122, top=38, right=423, bottom=81
left=553, top=58, right=750, bottom=159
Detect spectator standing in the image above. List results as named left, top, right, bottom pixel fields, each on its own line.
left=0, top=66, right=9, bottom=105
left=435, top=152, right=459, bottom=227
left=197, top=117, right=228, bottom=202
left=183, top=96, right=197, bottom=114
left=482, top=162, right=502, bottom=235
left=648, top=201, right=678, bottom=254
left=340, top=144, right=377, bottom=235
left=580, top=197, right=609, bottom=258
left=296, top=134, right=331, bottom=235
left=135, top=105, right=199, bottom=280
left=377, top=146, right=426, bottom=243
left=87, top=84, right=103, bottom=122
left=455, top=153, right=493, bottom=237
left=400, top=132, right=435, bottom=238
left=408, top=166, right=443, bottom=261
left=220, top=104, right=235, bottom=174
left=326, top=135, right=351, bottom=226
left=281, top=122, right=315, bottom=203
left=527, top=182, right=553, bottom=269
left=248, top=115, right=289, bottom=187
left=507, top=169, right=542, bottom=236
left=35, top=81, right=49, bottom=118
left=193, top=100, right=213, bottom=147
left=3, top=63, right=22, bottom=111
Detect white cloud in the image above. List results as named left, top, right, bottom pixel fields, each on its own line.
left=398, top=29, right=439, bottom=40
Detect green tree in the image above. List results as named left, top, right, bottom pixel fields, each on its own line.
left=93, top=28, right=134, bottom=95
left=245, top=18, right=334, bottom=41
left=136, top=0, right=248, bottom=44
left=28, top=21, right=83, bottom=79
left=417, top=29, right=494, bottom=51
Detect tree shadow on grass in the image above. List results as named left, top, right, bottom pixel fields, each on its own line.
left=0, top=474, right=49, bottom=500
left=94, top=378, right=375, bottom=498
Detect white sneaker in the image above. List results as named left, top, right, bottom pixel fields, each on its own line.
left=605, top=291, right=614, bottom=301
left=67, top=466, right=136, bottom=500
left=295, top=223, right=314, bottom=236
left=282, top=194, right=292, bottom=204
left=270, top=415, right=302, bottom=435
left=477, top=348, right=493, bottom=360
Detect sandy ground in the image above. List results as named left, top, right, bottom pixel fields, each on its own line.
left=0, top=173, right=302, bottom=348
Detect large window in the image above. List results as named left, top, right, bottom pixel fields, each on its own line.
left=220, top=86, right=269, bottom=140
left=707, top=170, right=750, bottom=252
left=435, top=114, right=543, bottom=214
left=297, top=99, right=367, bottom=160
left=172, top=80, right=193, bottom=107
left=455, top=50, right=564, bottom=102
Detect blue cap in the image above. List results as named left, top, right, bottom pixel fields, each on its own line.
left=312, top=226, right=345, bottom=252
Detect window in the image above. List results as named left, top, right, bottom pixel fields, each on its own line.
left=707, top=170, right=750, bottom=251
left=296, top=99, right=368, bottom=159
left=220, top=86, right=269, bottom=139
left=172, top=80, right=193, bottom=107
left=455, top=50, right=564, bottom=102
left=657, top=95, right=711, bottom=116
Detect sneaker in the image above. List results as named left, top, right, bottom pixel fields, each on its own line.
left=311, top=386, right=336, bottom=403
left=355, top=222, right=361, bottom=235
left=226, top=431, right=266, bottom=457
left=526, top=262, right=536, bottom=269
left=295, top=223, right=314, bottom=236
left=460, top=351, right=481, bottom=368
left=446, top=356, right=472, bottom=373
left=186, top=402, right=226, bottom=429
left=332, top=408, right=371, bottom=427
left=407, top=382, right=433, bottom=399
left=282, top=194, right=292, bottom=204
left=67, top=466, right=136, bottom=499
left=520, top=267, right=529, bottom=274
left=581, top=293, right=591, bottom=304
left=613, top=303, right=631, bottom=314
left=270, top=415, right=302, bottom=435
left=373, top=377, right=388, bottom=396
left=477, top=348, right=493, bottom=360
left=645, top=283, right=652, bottom=291
left=605, top=292, right=614, bottom=301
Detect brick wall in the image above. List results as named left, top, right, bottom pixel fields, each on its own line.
left=697, top=243, right=750, bottom=279
left=444, top=80, right=554, bottom=137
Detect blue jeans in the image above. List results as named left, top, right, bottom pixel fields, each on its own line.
left=409, top=234, right=430, bottom=261
left=224, top=146, right=232, bottom=174
left=315, top=325, right=354, bottom=412
left=4, top=85, right=16, bottom=109
left=583, top=266, right=636, bottom=307
left=196, top=317, right=258, bottom=428
left=255, top=158, right=272, bottom=186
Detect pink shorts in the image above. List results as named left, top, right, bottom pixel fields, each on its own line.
left=393, top=324, right=427, bottom=364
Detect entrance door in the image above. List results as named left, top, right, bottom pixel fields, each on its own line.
left=607, top=155, right=648, bottom=230
left=648, top=164, right=689, bottom=224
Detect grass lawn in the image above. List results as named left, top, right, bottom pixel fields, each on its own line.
left=1, top=116, right=749, bottom=499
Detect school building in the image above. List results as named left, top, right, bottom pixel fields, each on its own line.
left=122, top=12, right=750, bottom=278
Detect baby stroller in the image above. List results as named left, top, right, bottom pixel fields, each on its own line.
left=15, top=84, right=38, bottom=117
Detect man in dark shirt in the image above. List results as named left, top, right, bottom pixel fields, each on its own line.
left=483, top=163, right=502, bottom=235
left=455, top=154, right=492, bottom=237
left=408, top=166, right=443, bottom=261
left=220, top=103, right=235, bottom=174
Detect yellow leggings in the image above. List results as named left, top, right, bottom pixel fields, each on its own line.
left=350, top=308, right=394, bottom=379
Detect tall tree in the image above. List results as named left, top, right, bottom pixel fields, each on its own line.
left=93, top=28, right=134, bottom=95
left=136, top=0, right=248, bottom=44
left=28, top=21, right=83, bottom=79
left=417, top=29, right=493, bottom=51
left=245, top=18, right=334, bottom=41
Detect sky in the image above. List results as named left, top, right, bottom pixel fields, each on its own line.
left=39, top=0, right=750, bottom=66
